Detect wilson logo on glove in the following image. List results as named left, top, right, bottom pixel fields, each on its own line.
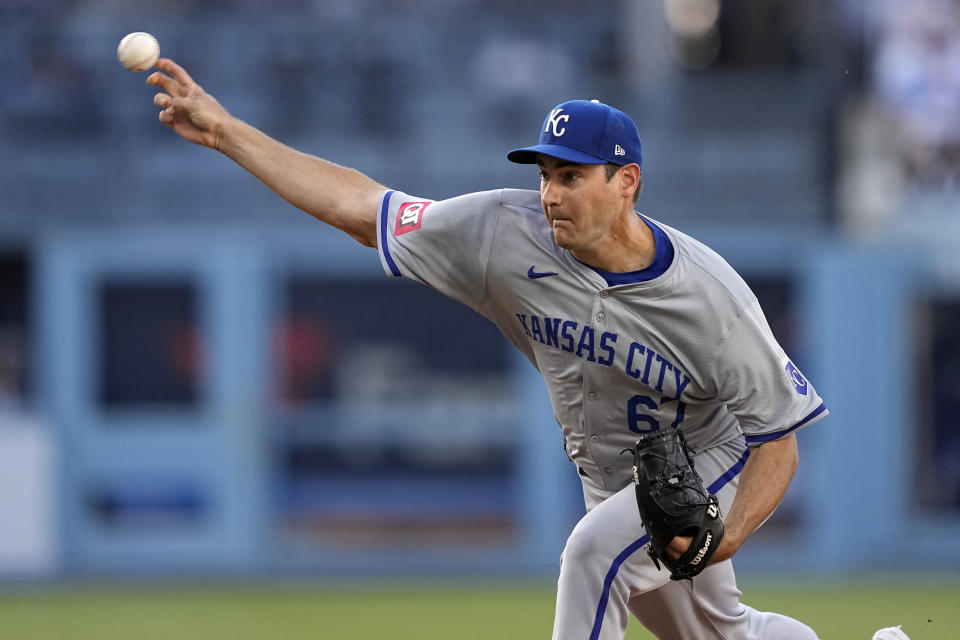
left=689, top=532, right=713, bottom=566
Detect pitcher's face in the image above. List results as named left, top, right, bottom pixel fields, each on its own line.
left=538, top=156, right=623, bottom=253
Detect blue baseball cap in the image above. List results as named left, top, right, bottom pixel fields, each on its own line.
left=507, top=99, right=642, bottom=169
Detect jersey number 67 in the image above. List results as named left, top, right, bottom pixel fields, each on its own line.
left=627, top=394, right=686, bottom=434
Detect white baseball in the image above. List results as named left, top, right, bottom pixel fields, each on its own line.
left=117, top=32, right=160, bottom=72
left=871, top=626, right=910, bottom=640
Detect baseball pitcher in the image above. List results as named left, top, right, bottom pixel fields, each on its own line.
left=146, top=57, right=910, bottom=640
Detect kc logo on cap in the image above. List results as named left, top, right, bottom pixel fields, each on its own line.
left=546, top=108, right=571, bottom=137
left=507, top=99, right=643, bottom=169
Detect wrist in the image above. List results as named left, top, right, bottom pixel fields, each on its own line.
left=721, top=515, right=747, bottom=548
left=214, top=115, right=243, bottom=154
left=218, top=116, right=267, bottom=161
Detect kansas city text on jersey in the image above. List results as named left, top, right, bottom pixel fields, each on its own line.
left=514, top=312, right=692, bottom=401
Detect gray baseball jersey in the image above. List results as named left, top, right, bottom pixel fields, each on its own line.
left=376, top=187, right=827, bottom=639
left=377, top=187, right=826, bottom=494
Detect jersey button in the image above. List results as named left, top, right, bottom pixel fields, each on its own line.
left=603, top=467, right=614, bottom=476
left=586, top=391, right=597, bottom=401
left=599, top=291, right=609, bottom=298
left=596, top=312, right=605, bottom=322
left=591, top=435, right=600, bottom=443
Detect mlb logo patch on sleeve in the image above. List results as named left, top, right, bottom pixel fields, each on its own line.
left=785, top=361, right=808, bottom=396
left=395, top=201, right=432, bottom=235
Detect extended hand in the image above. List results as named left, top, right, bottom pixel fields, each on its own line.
left=148, top=58, right=231, bottom=150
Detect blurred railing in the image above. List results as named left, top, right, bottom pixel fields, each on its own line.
left=3, top=222, right=951, bottom=578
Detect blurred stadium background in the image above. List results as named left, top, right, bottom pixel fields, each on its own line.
left=1, top=0, right=959, bottom=638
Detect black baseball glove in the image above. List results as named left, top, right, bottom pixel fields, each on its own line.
left=629, top=428, right=724, bottom=581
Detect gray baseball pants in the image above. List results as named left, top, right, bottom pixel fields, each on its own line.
left=552, top=440, right=818, bottom=640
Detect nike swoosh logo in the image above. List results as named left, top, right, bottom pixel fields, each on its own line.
left=527, top=266, right=559, bottom=279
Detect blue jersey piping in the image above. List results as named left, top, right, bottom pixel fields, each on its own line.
left=744, top=401, right=827, bottom=445
left=380, top=190, right=401, bottom=277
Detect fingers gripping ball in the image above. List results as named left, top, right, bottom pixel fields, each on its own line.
left=117, top=32, right=160, bottom=72
left=630, top=428, right=725, bottom=580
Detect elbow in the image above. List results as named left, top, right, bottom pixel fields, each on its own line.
left=788, top=447, right=799, bottom=479
left=323, top=208, right=378, bottom=248
left=344, top=220, right=378, bottom=248
left=781, top=434, right=800, bottom=477
left=354, top=232, right=378, bottom=249
left=342, top=201, right=380, bottom=249
left=790, top=433, right=800, bottom=463
left=753, top=433, right=800, bottom=477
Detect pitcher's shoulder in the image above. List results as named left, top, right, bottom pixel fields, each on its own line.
left=655, top=220, right=756, bottom=308
left=497, top=188, right=544, bottom=214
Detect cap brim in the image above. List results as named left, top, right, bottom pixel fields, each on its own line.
left=507, top=144, right=608, bottom=165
